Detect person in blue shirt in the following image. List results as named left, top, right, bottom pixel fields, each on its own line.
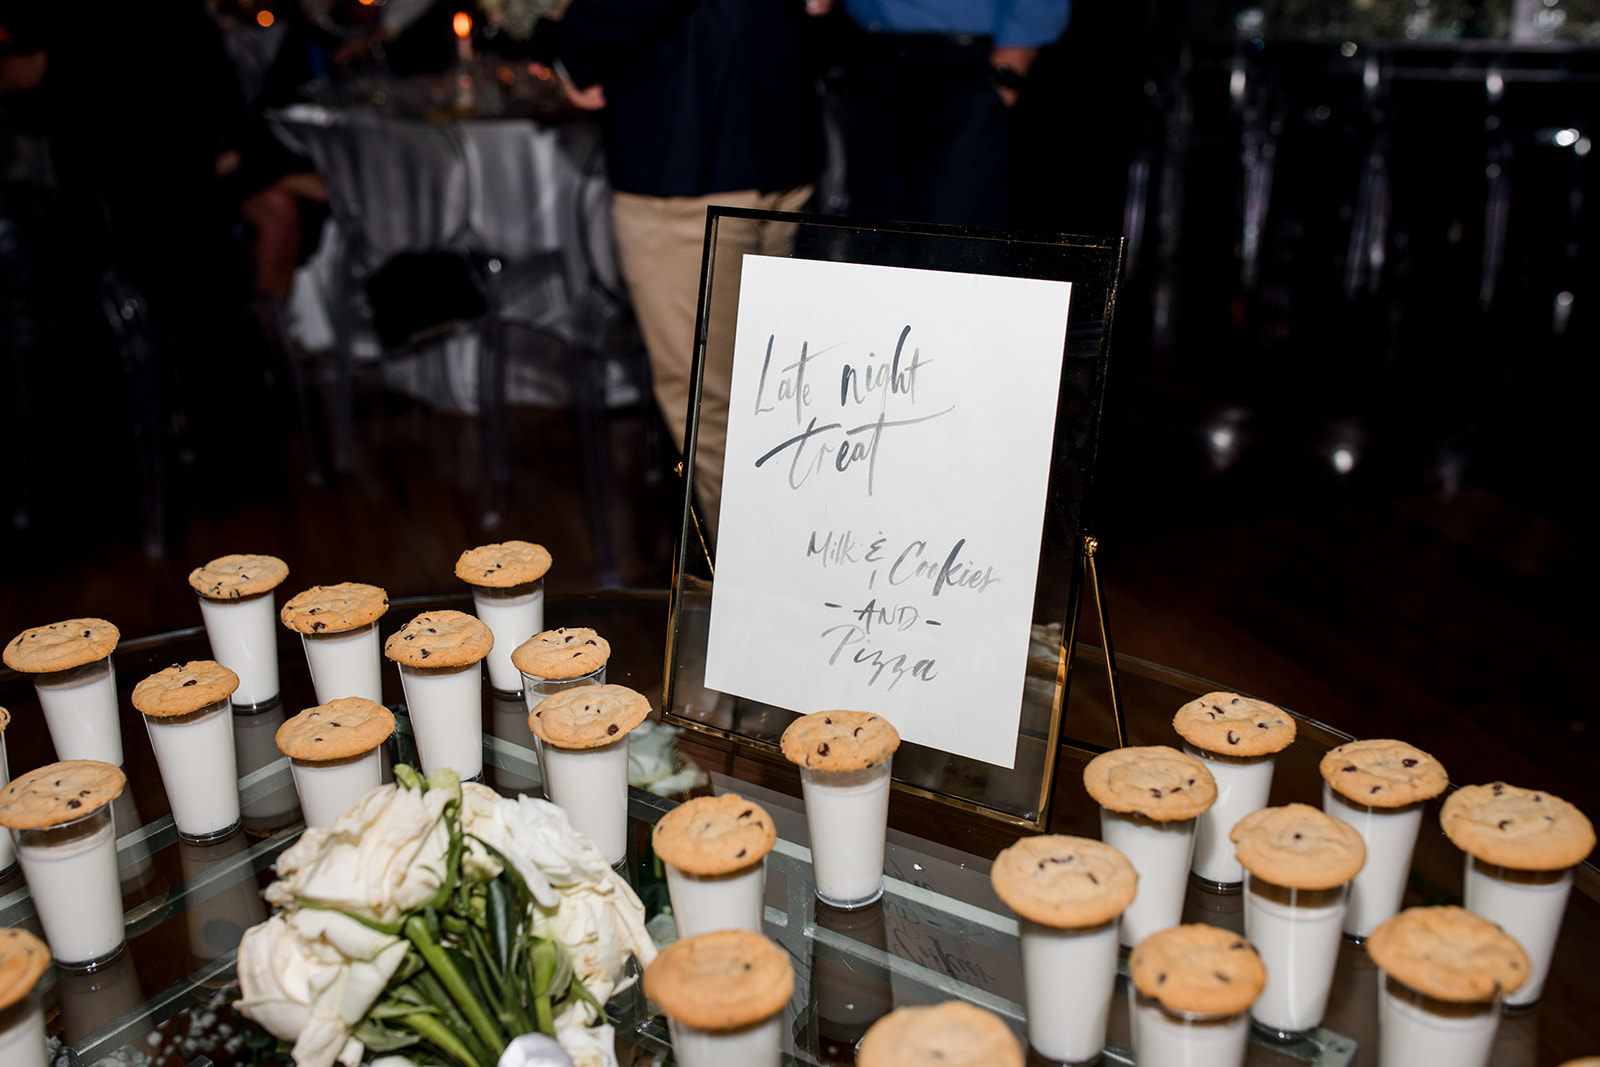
left=838, top=0, right=1070, bottom=228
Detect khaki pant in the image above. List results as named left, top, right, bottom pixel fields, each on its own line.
left=611, top=186, right=814, bottom=544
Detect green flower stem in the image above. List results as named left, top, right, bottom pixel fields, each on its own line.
left=398, top=1012, right=484, bottom=1067
left=532, top=937, right=557, bottom=1036
left=404, top=915, right=506, bottom=1057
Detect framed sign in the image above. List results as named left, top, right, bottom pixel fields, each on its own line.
left=663, top=210, right=1123, bottom=829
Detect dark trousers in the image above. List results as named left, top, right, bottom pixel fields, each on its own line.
left=842, top=32, right=1014, bottom=230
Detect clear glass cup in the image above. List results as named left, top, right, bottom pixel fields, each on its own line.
left=1321, top=783, right=1424, bottom=938
left=300, top=622, right=383, bottom=704
left=471, top=579, right=545, bottom=695
left=1462, top=855, right=1574, bottom=1007
left=1098, top=808, right=1197, bottom=947
left=1019, top=917, right=1120, bottom=1063
left=142, top=697, right=242, bottom=842
left=1243, top=874, right=1349, bottom=1038
left=666, top=1014, right=784, bottom=1067
left=33, top=656, right=122, bottom=765
left=12, top=803, right=124, bottom=969
left=0, top=988, right=47, bottom=1067
left=0, top=735, right=14, bottom=875
left=1185, top=745, right=1276, bottom=887
left=540, top=735, right=630, bottom=864
left=520, top=664, right=606, bottom=798
left=1377, top=972, right=1503, bottom=1066
left=396, top=660, right=484, bottom=781
left=289, top=748, right=386, bottom=828
left=798, top=759, right=893, bottom=909
left=664, top=859, right=767, bottom=939
left=1131, top=990, right=1252, bottom=1067
left=196, top=591, right=280, bottom=708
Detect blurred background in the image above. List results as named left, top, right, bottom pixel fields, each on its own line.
left=1, top=0, right=1594, bottom=811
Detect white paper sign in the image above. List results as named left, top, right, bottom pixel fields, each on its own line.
left=704, top=256, right=1071, bottom=769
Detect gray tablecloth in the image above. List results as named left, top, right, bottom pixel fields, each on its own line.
left=270, top=103, right=620, bottom=411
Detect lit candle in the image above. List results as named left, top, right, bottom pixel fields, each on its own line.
left=453, top=11, right=473, bottom=63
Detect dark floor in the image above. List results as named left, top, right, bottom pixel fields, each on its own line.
left=2, top=312, right=1593, bottom=822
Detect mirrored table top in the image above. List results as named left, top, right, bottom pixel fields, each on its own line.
left=1, top=590, right=1595, bottom=1066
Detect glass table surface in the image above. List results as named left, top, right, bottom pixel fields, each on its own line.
left=1, top=590, right=1595, bottom=1066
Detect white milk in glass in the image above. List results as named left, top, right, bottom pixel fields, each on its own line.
left=665, top=861, right=766, bottom=939
left=799, top=760, right=892, bottom=909
left=143, top=700, right=241, bottom=840
left=519, top=666, right=605, bottom=798
left=16, top=813, right=123, bottom=967
left=1100, top=810, right=1196, bottom=946
left=471, top=581, right=544, bottom=694
left=1131, top=995, right=1250, bottom=1067
left=1020, top=918, right=1119, bottom=1063
left=1322, top=784, right=1423, bottom=937
left=1243, top=879, right=1347, bottom=1036
left=197, top=593, right=279, bottom=707
left=1463, top=857, right=1572, bottom=1007
left=397, top=662, right=484, bottom=781
left=34, top=658, right=122, bottom=765
left=291, top=750, right=384, bottom=828
left=1186, top=747, right=1275, bottom=885
left=301, top=623, right=383, bottom=704
left=1377, top=979, right=1500, bottom=1067
left=0, top=999, right=47, bottom=1067
left=540, top=737, right=629, bottom=864
left=667, top=1016, right=782, bottom=1067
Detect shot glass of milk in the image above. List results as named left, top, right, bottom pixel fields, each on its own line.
left=1318, top=739, right=1448, bottom=939
left=990, top=835, right=1137, bottom=1063
left=529, top=683, right=653, bottom=865
left=1129, top=924, right=1265, bottom=1067
left=1231, top=803, right=1366, bottom=1039
left=4, top=618, right=124, bottom=765
left=385, top=610, right=493, bottom=782
left=1440, top=781, right=1596, bottom=1008
left=456, top=540, right=552, bottom=696
left=1367, top=906, right=1530, bottom=1067
left=189, top=554, right=290, bottom=709
left=1083, top=745, right=1217, bottom=946
left=0, top=760, right=128, bottom=969
left=0, top=928, right=51, bottom=1067
left=277, top=697, right=396, bottom=828
left=780, top=711, right=902, bottom=910
left=653, top=793, right=775, bottom=939
left=644, top=929, right=793, bottom=1067
left=131, top=660, right=243, bottom=842
left=513, top=627, right=610, bottom=796
left=280, top=582, right=389, bottom=705
left=1173, top=691, right=1297, bottom=888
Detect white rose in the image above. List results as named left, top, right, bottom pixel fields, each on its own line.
left=552, top=1002, right=617, bottom=1067
left=265, top=782, right=456, bottom=924
left=536, top=866, right=657, bottom=1011
left=459, top=788, right=610, bottom=908
left=235, top=910, right=409, bottom=1067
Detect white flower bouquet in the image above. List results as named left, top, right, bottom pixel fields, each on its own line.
left=236, top=766, right=657, bottom=1067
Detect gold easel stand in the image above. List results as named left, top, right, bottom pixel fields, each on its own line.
left=1060, top=535, right=1129, bottom=750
